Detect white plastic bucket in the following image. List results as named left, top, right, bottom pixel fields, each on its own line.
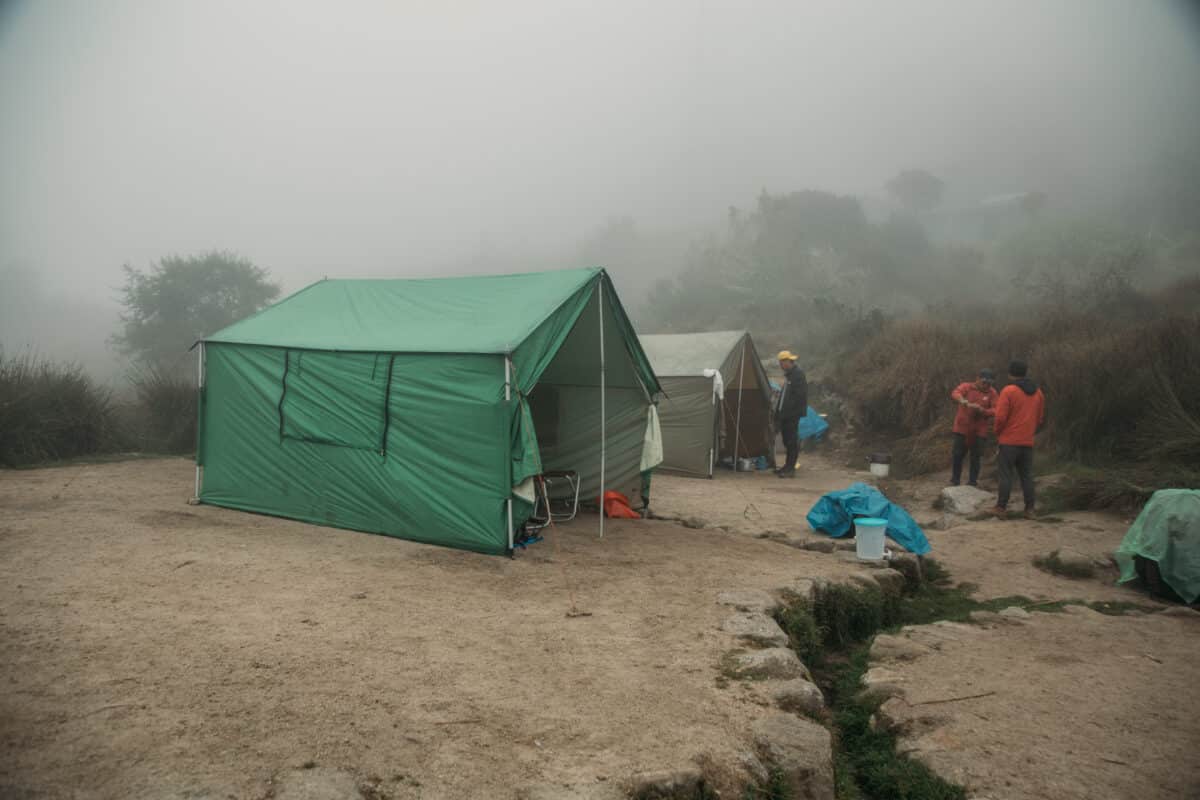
left=867, top=452, right=891, bottom=478
left=854, top=517, right=888, bottom=561
left=868, top=462, right=890, bottom=478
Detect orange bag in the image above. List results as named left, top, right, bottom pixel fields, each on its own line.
left=602, top=490, right=640, bottom=519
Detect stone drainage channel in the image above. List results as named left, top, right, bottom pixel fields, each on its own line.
left=698, top=551, right=1082, bottom=800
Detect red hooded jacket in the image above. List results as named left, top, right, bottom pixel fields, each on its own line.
left=994, top=379, right=1046, bottom=447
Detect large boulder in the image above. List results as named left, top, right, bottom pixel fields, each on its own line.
left=716, top=590, right=779, bottom=615
left=870, top=634, right=932, bottom=663
left=940, top=485, right=993, bottom=516
left=769, top=678, right=826, bottom=717
left=726, top=648, right=811, bottom=681
left=625, top=770, right=705, bottom=799
left=751, top=713, right=835, bottom=800
left=721, top=613, right=790, bottom=648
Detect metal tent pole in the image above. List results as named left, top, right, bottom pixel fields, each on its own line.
left=505, top=355, right=514, bottom=551
left=732, top=337, right=746, bottom=470
left=598, top=281, right=606, bottom=539
left=193, top=342, right=204, bottom=500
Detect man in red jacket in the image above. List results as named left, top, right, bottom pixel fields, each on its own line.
left=989, top=360, right=1046, bottom=519
left=949, top=368, right=998, bottom=487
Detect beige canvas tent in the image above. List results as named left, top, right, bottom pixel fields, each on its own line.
left=638, top=331, right=774, bottom=478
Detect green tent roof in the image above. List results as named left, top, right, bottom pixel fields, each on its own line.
left=206, top=267, right=602, bottom=353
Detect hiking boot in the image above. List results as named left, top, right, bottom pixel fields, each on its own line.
left=777, top=469, right=795, bottom=479
left=987, top=506, right=1007, bottom=519
left=1023, top=509, right=1038, bottom=520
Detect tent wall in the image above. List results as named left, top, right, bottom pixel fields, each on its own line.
left=198, top=343, right=513, bottom=555
left=720, top=388, right=773, bottom=459
left=653, top=375, right=717, bottom=478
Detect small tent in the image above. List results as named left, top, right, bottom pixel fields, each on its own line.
left=638, top=331, right=773, bottom=478
left=194, top=267, right=663, bottom=555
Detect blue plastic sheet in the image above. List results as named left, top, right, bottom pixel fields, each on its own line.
left=806, top=482, right=932, bottom=555
left=797, top=406, right=828, bottom=441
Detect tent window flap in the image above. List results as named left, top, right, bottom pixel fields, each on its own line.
left=279, top=350, right=391, bottom=452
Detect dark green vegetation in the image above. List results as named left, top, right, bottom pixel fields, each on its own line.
left=0, top=351, right=119, bottom=466
left=2, top=252, right=279, bottom=467
left=637, top=159, right=1200, bottom=505
left=115, top=251, right=280, bottom=374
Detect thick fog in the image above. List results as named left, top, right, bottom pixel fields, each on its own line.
left=1, top=0, right=1198, bottom=377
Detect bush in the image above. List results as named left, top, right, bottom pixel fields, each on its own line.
left=128, top=366, right=198, bottom=454
left=833, top=288, right=1200, bottom=482
left=0, top=351, right=119, bottom=466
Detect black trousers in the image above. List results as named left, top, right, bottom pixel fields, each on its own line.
left=997, top=445, right=1035, bottom=510
left=779, top=415, right=801, bottom=472
left=950, top=433, right=982, bottom=486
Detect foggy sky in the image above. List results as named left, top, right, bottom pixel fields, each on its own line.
left=2, top=0, right=1199, bottom=365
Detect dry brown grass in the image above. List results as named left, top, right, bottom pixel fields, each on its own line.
left=833, top=294, right=1200, bottom=486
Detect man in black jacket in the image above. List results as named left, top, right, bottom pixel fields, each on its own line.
left=774, top=350, right=808, bottom=478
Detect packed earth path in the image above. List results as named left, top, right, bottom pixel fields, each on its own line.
left=1, top=454, right=1197, bottom=799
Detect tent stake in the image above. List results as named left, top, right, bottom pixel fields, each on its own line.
left=598, top=279, right=606, bottom=538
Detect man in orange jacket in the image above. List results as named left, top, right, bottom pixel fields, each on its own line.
left=989, top=360, right=1046, bottom=519
left=949, top=368, right=998, bottom=487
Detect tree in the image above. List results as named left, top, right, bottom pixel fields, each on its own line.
left=115, top=251, right=281, bottom=371
left=885, top=169, right=944, bottom=214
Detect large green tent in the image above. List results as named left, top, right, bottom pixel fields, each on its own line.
left=194, top=267, right=663, bottom=555
left=638, top=331, right=773, bottom=478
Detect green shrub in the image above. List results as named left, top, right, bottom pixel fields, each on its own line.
left=0, top=351, right=119, bottom=466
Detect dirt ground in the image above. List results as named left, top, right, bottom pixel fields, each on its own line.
left=0, top=458, right=857, bottom=800
left=873, top=608, right=1200, bottom=800
left=1, top=454, right=1192, bottom=799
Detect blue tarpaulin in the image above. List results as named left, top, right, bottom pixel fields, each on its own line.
left=797, top=406, right=828, bottom=441
left=806, top=482, right=932, bottom=555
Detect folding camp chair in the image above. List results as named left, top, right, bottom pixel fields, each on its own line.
left=526, top=470, right=581, bottom=531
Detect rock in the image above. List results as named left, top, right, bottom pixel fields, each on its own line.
left=751, top=712, right=835, bottom=800
left=769, top=678, right=826, bottom=717
left=721, top=613, right=790, bottom=648
left=940, top=485, right=994, bottom=516
left=736, top=751, right=770, bottom=785
left=833, top=539, right=857, bottom=551
left=1061, top=604, right=1103, bottom=618
left=681, top=517, right=707, bottom=529
left=871, top=568, right=908, bottom=595
left=717, top=590, right=779, bottom=614
left=1052, top=548, right=1097, bottom=577
left=998, top=606, right=1031, bottom=621
left=968, top=610, right=1003, bottom=627
left=782, top=535, right=810, bottom=549
left=847, top=571, right=882, bottom=590
left=1159, top=606, right=1200, bottom=619
left=799, top=538, right=837, bottom=553
left=727, top=647, right=811, bottom=681
left=274, top=768, right=364, bottom=800
left=626, top=770, right=704, bottom=798
left=873, top=696, right=909, bottom=733
left=778, top=578, right=816, bottom=602
left=859, top=666, right=907, bottom=700
left=870, top=634, right=932, bottom=662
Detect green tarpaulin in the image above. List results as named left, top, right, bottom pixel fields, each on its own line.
left=1115, top=489, right=1200, bottom=604
left=197, top=267, right=662, bottom=555
left=638, top=331, right=774, bottom=478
